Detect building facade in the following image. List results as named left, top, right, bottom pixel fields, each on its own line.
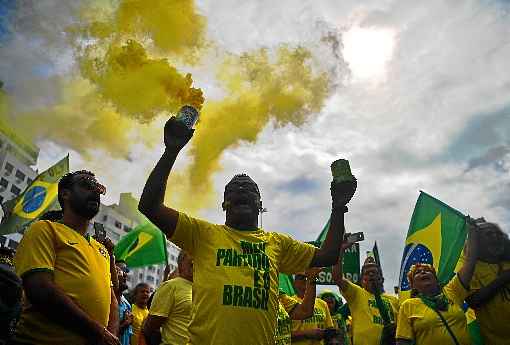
left=89, top=192, right=180, bottom=291
left=0, top=119, right=39, bottom=250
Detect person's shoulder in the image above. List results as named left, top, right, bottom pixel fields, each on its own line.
left=316, top=298, right=329, bottom=309
left=25, top=220, right=54, bottom=233
left=400, top=297, right=422, bottom=309
left=177, top=211, right=219, bottom=228
left=383, top=293, right=399, bottom=302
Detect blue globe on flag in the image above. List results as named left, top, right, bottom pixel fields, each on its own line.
left=22, top=186, right=47, bottom=213
left=399, top=243, right=433, bottom=291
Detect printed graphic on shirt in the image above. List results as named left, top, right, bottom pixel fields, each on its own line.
left=219, top=240, right=271, bottom=310
left=367, top=298, right=396, bottom=325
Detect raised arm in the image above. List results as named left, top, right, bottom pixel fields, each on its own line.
left=138, top=118, right=194, bottom=238
left=332, top=241, right=354, bottom=290
left=310, top=180, right=356, bottom=267
left=23, top=272, right=120, bottom=345
left=289, top=268, right=321, bottom=320
left=457, top=220, right=480, bottom=289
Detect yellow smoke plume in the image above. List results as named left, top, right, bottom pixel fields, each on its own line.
left=168, top=46, right=331, bottom=211
left=80, top=39, right=204, bottom=122
left=81, top=0, right=206, bottom=62
left=9, top=78, right=153, bottom=159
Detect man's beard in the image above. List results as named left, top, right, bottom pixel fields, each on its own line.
left=69, top=194, right=100, bottom=220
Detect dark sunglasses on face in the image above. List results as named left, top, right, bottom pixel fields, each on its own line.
left=294, top=274, right=307, bottom=281
left=75, top=176, right=106, bottom=195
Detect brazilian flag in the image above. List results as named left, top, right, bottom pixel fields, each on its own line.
left=398, top=191, right=483, bottom=345
left=0, top=156, right=69, bottom=235
left=114, top=222, right=167, bottom=268
left=279, top=273, right=296, bottom=296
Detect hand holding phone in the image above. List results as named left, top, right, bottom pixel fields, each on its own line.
left=93, top=222, right=107, bottom=243
left=345, top=232, right=364, bottom=243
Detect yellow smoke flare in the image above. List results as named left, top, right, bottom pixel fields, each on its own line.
left=115, top=0, right=206, bottom=59
left=81, top=0, right=206, bottom=62
left=10, top=78, right=146, bottom=159
left=80, top=39, right=204, bottom=122
left=168, top=46, right=331, bottom=211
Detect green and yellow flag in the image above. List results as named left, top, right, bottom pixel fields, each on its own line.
left=313, top=218, right=361, bottom=285
left=114, top=222, right=167, bottom=268
left=398, top=191, right=483, bottom=345
left=0, top=155, right=69, bottom=235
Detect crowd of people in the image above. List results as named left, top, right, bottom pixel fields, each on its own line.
left=0, top=116, right=509, bottom=345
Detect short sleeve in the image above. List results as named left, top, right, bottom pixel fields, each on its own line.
left=149, top=281, right=174, bottom=318
left=443, top=274, right=469, bottom=306
left=396, top=301, right=414, bottom=341
left=320, top=300, right=334, bottom=328
left=386, top=294, right=400, bottom=314
left=340, top=279, right=362, bottom=304
left=277, top=233, right=316, bottom=274
left=170, top=212, right=211, bottom=255
left=14, top=221, right=56, bottom=278
left=279, top=293, right=299, bottom=314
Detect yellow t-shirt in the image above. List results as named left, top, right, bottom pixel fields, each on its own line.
left=14, top=220, right=111, bottom=345
left=468, top=260, right=510, bottom=345
left=171, top=212, right=317, bottom=345
left=396, top=274, right=471, bottom=345
left=289, top=296, right=335, bottom=345
left=276, top=301, right=292, bottom=345
left=342, top=280, right=399, bottom=345
left=131, top=304, right=149, bottom=345
left=149, top=277, right=192, bottom=345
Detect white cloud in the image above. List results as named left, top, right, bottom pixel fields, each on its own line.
left=4, top=0, right=510, bottom=290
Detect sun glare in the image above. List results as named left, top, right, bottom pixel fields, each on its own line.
left=342, top=26, right=396, bottom=82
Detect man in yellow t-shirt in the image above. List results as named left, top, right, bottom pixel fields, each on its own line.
left=13, top=171, right=119, bottom=345
left=138, top=117, right=357, bottom=345
left=143, top=251, right=193, bottom=345
left=288, top=273, right=335, bottom=345
left=463, top=221, right=510, bottom=345
left=333, top=252, right=398, bottom=345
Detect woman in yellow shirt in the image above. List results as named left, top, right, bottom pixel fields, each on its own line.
left=396, top=225, right=479, bottom=345
left=131, top=283, right=150, bottom=345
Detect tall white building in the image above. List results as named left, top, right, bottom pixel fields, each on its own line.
left=0, top=119, right=39, bottom=249
left=90, top=192, right=180, bottom=291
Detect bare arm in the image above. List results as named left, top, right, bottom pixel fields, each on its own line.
left=143, top=315, right=166, bottom=345
left=332, top=242, right=354, bottom=290
left=138, top=149, right=181, bottom=237
left=457, top=222, right=480, bottom=289
left=138, top=118, right=194, bottom=238
left=23, top=272, right=119, bottom=345
left=107, top=287, right=119, bottom=336
left=310, top=180, right=356, bottom=267
left=310, top=210, right=345, bottom=267
left=290, top=268, right=321, bottom=320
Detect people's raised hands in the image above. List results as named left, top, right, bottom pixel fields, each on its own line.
left=164, top=116, right=194, bottom=152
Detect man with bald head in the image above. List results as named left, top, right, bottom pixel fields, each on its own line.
left=464, top=220, right=510, bottom=345
left=138, top=117, right=357, bottom=345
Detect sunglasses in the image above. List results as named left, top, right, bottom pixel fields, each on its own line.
left=75, top=176, right=106, bottom=195
left=294, top=274, right=307, bottom=281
